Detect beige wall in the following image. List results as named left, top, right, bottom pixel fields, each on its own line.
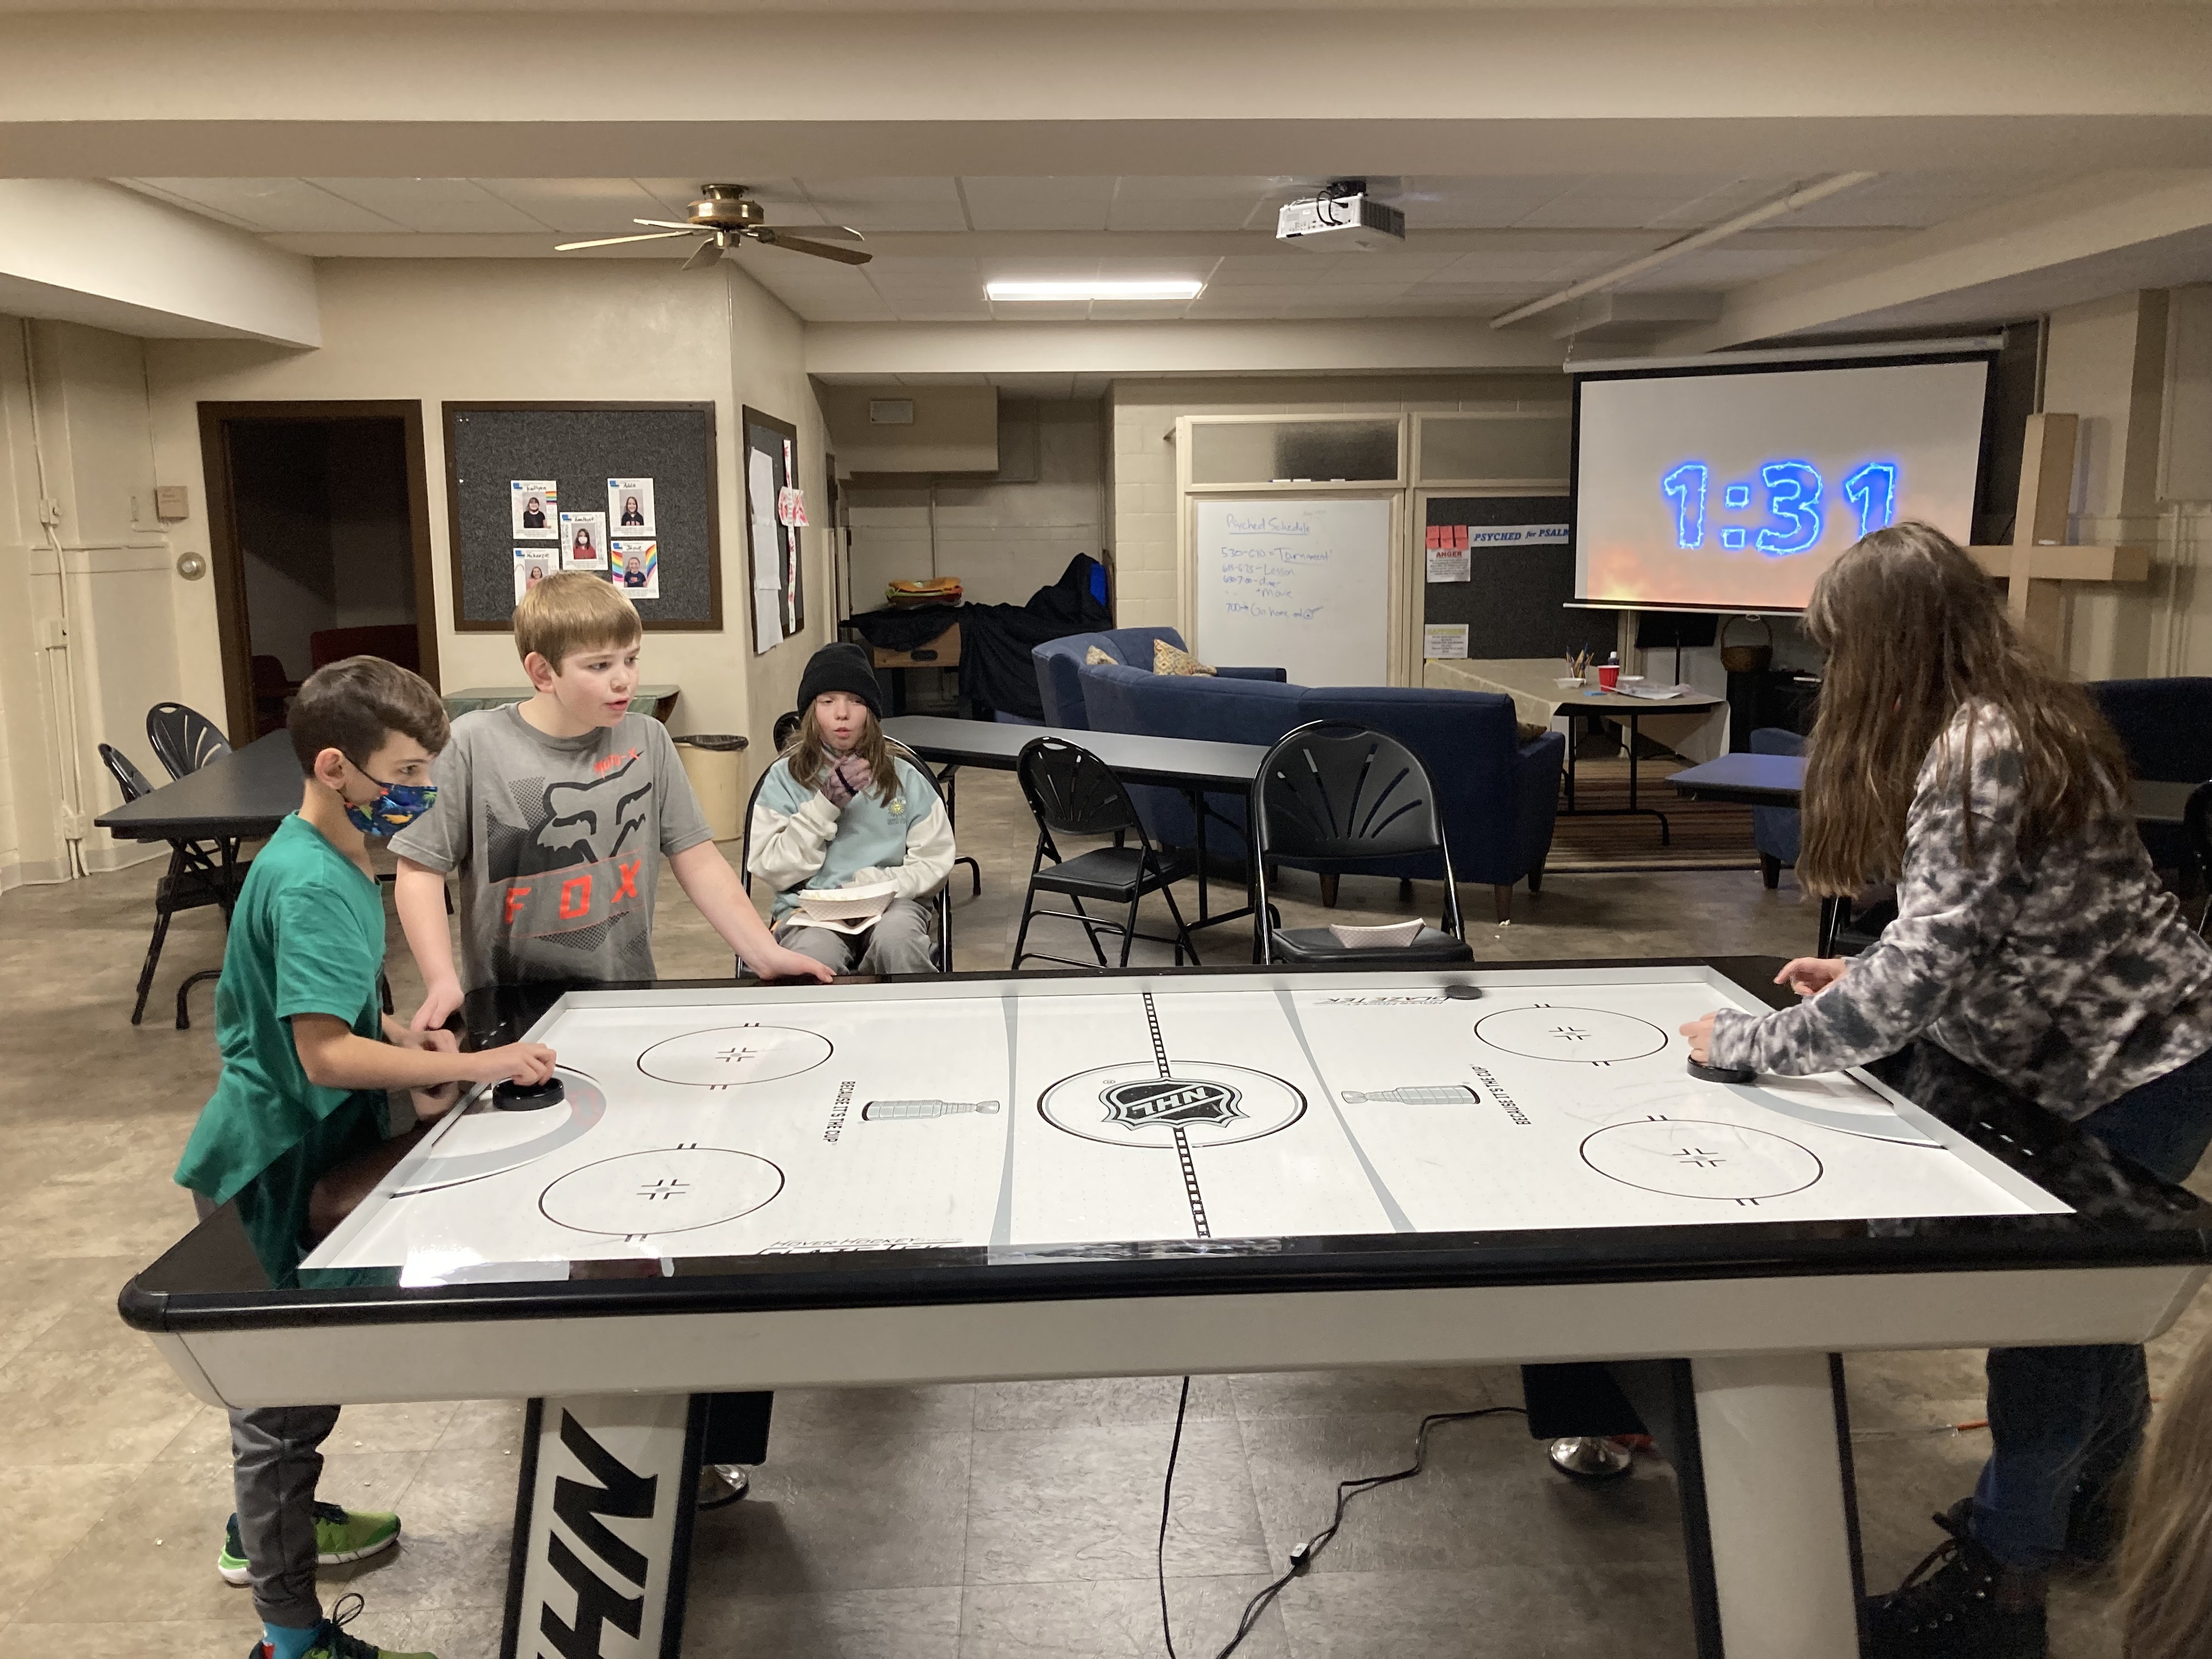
left=1107, top=374, right=1567, bottom=629
left=844, top=398, right=1105, bottom=611
left=144, top=259, right=832, bottom=757
left=2041, top=290, right=2212, bottom=681
left=0, top=318, right=179, bottom=889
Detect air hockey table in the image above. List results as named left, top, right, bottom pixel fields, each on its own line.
left=121, top=958, right=2212, bottom=1659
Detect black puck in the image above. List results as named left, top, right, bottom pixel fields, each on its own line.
left=1686, top=1058, right=1756, bottom=1086
left=493, top=1076, right=566, bottom=1110
left=1442, top=983, right=1483, bottom=1001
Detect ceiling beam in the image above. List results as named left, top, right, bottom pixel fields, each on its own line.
left=4, top=8, right=2211, bottom=178
left=1656, top=169, right=2212, bottom=352
left=0, top=179, right=318, bottom=343
left=805, top=318, right=1564, bottom=377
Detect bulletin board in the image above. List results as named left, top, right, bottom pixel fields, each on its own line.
left=1422, top=495, right=1581, bottom=659
left=442, top=402, right=721, bottom=631
left=743, top=407, right=804, bottom=654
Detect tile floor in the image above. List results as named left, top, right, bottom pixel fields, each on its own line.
left=0, top=764, right=2203, bottom=1657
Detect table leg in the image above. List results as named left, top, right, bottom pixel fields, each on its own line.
left=1689, top=1353, right=1860, bottom=1659
left=504, top=1393, right=705, bottom=1659
left=1817, top=897, right=1848, bottom=958
left=1627, top=716, right=1671, bottom=845
left=1192, top=787, right=1212, bottom=924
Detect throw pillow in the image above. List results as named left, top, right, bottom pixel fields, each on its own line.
left=1153, top=639, right=1216, bottom=677
left=1084, top=645, right=1116, bottom=665
left=1515, top=721, right=1550, bottom=744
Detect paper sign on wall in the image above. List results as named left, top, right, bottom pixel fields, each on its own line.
left=609, top=539, right=659, bottom=599
left=607, top=477, right=656, bottom=537
left=1422, top=623, right=1470, bottom=660
left=511, top=481, right=557, bottom=541
left=777, top=486, right=809, bottom=528
left=1465, top=523, right=1570, bottom=547
left=512, top=548, right=553, bottom=605
left=558, top=511, right=606, bottom=569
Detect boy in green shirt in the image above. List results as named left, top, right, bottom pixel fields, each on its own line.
left=175, top=657, right=556, bottom=1659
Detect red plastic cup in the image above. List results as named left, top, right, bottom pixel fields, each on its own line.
left=1598, top=664, right=1620, bottom=691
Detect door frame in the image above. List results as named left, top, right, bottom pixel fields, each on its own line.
left=198, top=399, right=441, bottom=743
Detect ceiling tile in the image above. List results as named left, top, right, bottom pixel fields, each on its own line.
left=797, top=178, right=969, bottom=233
left=470, top=178, right=668, bottom=234
left=307, top=178, right=546, bottom=233
left=961, top=177, right=1116, bottom=232
left=119, top=178, right=404, bottom=234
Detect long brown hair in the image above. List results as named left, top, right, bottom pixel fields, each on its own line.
left=784, top=699, right=898, bottom=806
left=2117, top=1324, right=2212, bottom=1658
left=1796, top=522, right=2128, bottom=896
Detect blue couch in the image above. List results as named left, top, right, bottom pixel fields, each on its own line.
left=1073, top=657, right=1564, bottom=919
left=1032, top=627, right=1286, bottom=729
left=2090, top=678, right=2212, bottom=874
left=1750, top=727, right=1804, bottom=888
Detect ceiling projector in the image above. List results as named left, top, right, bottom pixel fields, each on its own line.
left=1275, top=182, right=1406, bottom=252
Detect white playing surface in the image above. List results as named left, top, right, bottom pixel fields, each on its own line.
left=305, top=968, right=2066, bottom=1275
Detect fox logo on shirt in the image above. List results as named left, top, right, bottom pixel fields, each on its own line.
left=488, top=750, right=654, bottom=948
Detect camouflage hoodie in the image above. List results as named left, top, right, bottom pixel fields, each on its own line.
left=1709, top=701, right=2212, bottom=1120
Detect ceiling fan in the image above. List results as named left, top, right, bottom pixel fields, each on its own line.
left=556, top=183, right=871, bottom=269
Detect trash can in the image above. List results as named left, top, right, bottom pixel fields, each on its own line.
left=671, top=733, right=749, bottom=842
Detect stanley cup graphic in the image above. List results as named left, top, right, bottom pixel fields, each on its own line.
left=1340, top=1086, right=1479, bottom=1104
left=861, top=1099, right=1004, bottom=1120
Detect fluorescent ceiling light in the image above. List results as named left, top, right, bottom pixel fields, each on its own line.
left=986, top=279, right=1204, bottom=302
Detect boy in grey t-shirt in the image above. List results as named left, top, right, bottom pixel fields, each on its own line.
left=392, top=573, right=830, bottom=1028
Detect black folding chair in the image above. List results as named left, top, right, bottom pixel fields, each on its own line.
left=1251, top=721, right=1473, bottom=966
left=733, top=738, right=954, bottom=975
left=1011, top=736, right=1197, bottom=970
left=100, top=742, right=245, bottom=1027
left=146, top=701, right=231, bottom=781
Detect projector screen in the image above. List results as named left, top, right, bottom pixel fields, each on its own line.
left=1573, top=357, right=1990, bottom=611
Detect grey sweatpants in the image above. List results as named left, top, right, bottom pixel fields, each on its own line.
left=776, top=896, right=936, bottom=975
left=194, top=1190, right=334, bottom=1630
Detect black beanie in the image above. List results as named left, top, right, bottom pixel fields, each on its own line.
left=797, top=642, right=883, bottom=718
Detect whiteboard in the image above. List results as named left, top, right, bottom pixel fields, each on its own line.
left=1193, top=496, right=1392, bottom=686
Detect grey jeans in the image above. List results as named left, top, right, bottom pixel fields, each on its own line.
left=776, top=896, right=936, bottom=975
left=195, top=1190, right=335, bottom=1630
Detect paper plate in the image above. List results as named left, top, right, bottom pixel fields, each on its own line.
left=1327, top=918, right=1427, bottom=949
left=796, top=879, right=898, bottom=922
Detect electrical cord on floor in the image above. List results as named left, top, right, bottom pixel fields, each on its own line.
left=1156, top=1377, right=1528, bottom=1659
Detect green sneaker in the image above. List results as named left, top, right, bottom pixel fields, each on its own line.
left=242, top=1592, right=438, bottom=1659
left=219, top=1503, right=403, bottom=1585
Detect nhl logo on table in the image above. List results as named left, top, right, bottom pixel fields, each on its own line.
left=1100, top=1077, right=1245, bottom=1131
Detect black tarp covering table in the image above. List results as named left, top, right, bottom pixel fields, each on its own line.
left=844, top=554, right=1110, bottom=723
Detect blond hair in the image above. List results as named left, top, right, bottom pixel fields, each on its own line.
left=1797, top=522, right=2128, bottom=896
left=2118, top=1325, right=2212, bottom=1657
left=514, top=571, right=641, bottom=669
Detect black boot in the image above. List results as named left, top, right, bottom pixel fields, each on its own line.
left=1861, top=1501, right=2048, bottom=1659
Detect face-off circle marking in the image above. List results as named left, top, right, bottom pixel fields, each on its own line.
left=1475, top=1006, right=1669, bottom=1064
left=539, top=1148, right=785, bottom=1235
left=393, top=1069, right=608, bottom=1195
left=1038, top=1062, right=1306, bottom=1149
left=1579, top=1120, right=1822, bottom=1201
left=637, top=1026, right=833, bottom=1087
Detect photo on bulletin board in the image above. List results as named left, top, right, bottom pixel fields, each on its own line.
left=559, top=511, right=607, bottom=569
left=511, top=480, right=557, bottom=540
left=513, top=548, right=553, bottom=603
left=610, top=539, right=659, bottom=599
left=608, top=477, right=655, bottom=535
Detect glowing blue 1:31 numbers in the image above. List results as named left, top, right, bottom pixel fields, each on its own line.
left=1659, top=459, right=1902, bottom=555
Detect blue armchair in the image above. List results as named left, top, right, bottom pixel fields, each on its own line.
left=1031, top=627, right=1286, bottom=729
left=1750, top=727, right=1804, bottom=889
